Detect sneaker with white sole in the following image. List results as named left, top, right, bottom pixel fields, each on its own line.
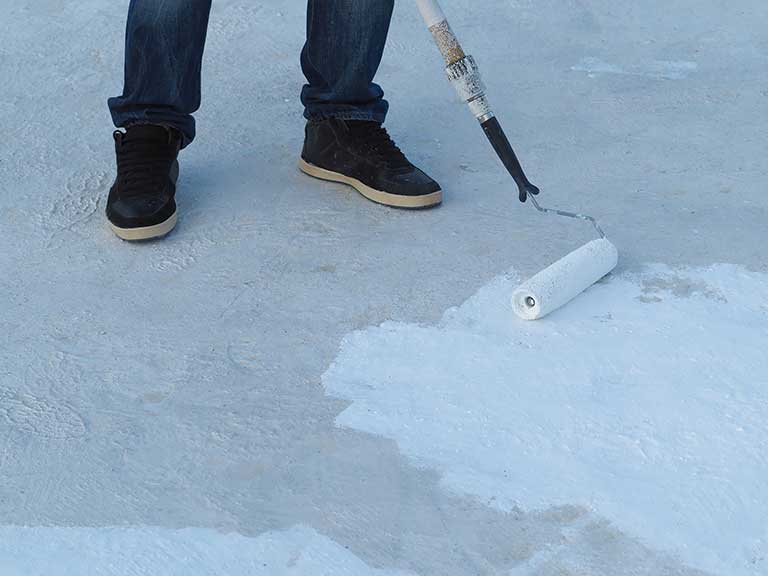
left=106, top=125, right=181, bottom=241
left=299, top=118, right=442, bottom=209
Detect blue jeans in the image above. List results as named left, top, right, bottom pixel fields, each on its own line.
left=108, top=0, right=395, bottom=147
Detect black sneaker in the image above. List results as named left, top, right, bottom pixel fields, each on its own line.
left=299, top=119, right=442, bottom=209
left=106, top=125, right=181, bottom=241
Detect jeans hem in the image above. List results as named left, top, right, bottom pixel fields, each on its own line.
left=304, top=110, right=386, bottom=123
left=109, top=101, right=195, bottom=148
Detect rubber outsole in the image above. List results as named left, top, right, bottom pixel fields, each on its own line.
left=109, top=211, right=178, bottom=241
left=298, top=158, right=443, bottom=209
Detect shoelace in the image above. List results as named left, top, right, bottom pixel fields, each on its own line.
left=346, top=122, right=413, bottom=173
left=115, top=131, right=177, bottom=196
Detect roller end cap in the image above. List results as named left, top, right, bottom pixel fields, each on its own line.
left=512, top=289, right=542, bottom=321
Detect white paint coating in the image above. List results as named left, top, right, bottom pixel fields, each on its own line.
left=446, top=56, right=494, bottom=120
left=572, top=57, right=698, bottom=80
left=415, top=0, right=447, bottom=28
left=512, top=238, right=619, bottom=319
left=323, top=264, right=768, bottom=576
left=0, top=525, right=415, bottom=576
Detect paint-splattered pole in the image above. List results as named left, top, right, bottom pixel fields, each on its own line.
left=415, top=0, right=541, bottom=203
left=416, top=0, right=491, bottom=122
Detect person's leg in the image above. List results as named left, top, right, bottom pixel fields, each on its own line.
left=301, top=0, right=395, bottom=122
left=300, top=0, right=442, bottom=209
left=108, top=0, right=213, bottom=148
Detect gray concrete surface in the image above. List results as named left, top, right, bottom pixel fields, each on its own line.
left=1, top=0, right=765, bottom=573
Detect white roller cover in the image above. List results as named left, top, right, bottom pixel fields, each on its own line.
left=416, top=0, right=447, bottom=27
left=512, top=238, right=619, bottom=320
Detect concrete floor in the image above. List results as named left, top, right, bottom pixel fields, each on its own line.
left=0, top=0, right=765, bottom=573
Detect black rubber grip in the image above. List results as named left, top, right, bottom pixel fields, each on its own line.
left=481, top=116, right=540, bottom=202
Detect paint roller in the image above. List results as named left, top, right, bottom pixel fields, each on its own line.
left=416, top=0, right=619, bottom=320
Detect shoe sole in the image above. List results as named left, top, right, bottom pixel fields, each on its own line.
left=109, top=211, right=178, bottom=241
left=298, top=158, right=443, bottom=209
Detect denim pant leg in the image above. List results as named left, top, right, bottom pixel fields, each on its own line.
left=108, top=0, right=212, bottom=147
left=301, top=0, right=395, bottom=123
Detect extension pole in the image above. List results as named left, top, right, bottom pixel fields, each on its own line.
left=415, top=0, right=540, bottom=203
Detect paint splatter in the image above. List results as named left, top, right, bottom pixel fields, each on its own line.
left=572, top=57, right=698, bottom=80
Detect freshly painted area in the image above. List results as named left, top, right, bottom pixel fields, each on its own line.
left=324, top=265, right=768, bottom=576
left=0, top=525, right=415, bottom=575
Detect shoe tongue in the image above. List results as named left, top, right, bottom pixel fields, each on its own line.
left=124, top=124, right=173, bottom=144
left=345, top=120, right=382, bottom=134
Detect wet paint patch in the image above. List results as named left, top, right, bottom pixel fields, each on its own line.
left=323, top=264, right=768, bottom=576
left=0, top=525, right=416, bottom=576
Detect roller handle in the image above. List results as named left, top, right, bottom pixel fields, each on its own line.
left=416, top=0, right=466, bottom=65
left=416, top=0, right=540, bottom=203
left=415, top=0, right=447, bottom=27
left=481, top=117, right=540, bottom=203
